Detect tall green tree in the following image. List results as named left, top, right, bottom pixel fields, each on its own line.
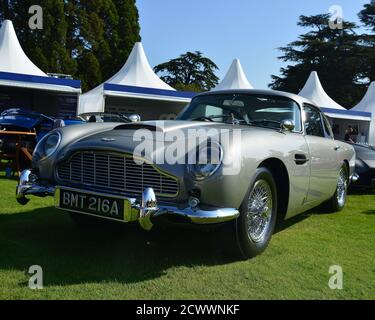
left=269, top=14, right=366, bottom=107
left=154, top=51, right=219, bottom=92
left=360, top=1, right=375, bottom=32
left=9, top=0, right=77, bottom=77
left=359, top=1, right=375, bottom=82
left=1, top=0, right=141, bottom=91
left=0, top=0, right=9, bottom=20
left=112, top=0, right=141, bottom=72
left=72, top=0, right=118, bottom=90
left=73, top=0, right=141, bottom=89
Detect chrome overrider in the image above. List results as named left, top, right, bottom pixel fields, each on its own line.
left=16, top=169, right=240, bottom=230
left=350, top=173, right=359, bottom=184
left=16, top=170, right=55, bottom=205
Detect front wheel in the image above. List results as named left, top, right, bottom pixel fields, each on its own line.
left=325, top=164, right=348, bottom=212
left=234, top=167, right=278, bottom=259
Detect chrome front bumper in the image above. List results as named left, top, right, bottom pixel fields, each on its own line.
left=16, top=170, right=55, bottom=205
left=16, top=170, right=240, bottom=230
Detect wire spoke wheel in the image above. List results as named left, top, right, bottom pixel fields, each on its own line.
left=246, top=179, right=273, bottom=242
left=337, top=167, right=348, bottom=207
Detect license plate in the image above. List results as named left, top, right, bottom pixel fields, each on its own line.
left=56, top=187, right=126, bottom=221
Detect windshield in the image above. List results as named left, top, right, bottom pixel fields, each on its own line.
left=178, top=94, right=302, bottom=132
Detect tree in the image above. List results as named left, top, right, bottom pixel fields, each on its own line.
left=1, top=0, right=141, bottom=91
left=359, top=1, right=375, bottom=82
left=7, top=0, right=78, bottom=77
left=154, top=51, right=219, bottom=92
left=359, top=1, right=375, bottom=32
left=269, top=14, right=366, bottom=107
left=112, top=0, right=141, bottom=73
left=0, top=0, right=9, bottom=20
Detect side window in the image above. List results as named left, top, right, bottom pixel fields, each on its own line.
left=304, top=104, right=325, bottom=137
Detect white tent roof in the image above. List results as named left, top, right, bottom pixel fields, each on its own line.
left=299, top=71, right=345, bottom=110
left=352, top=82, right=375, bottom=113
left=79, top=43, right=189, bottom=114
left=0, top=20, right=80, bottom=93
left=107, top=42, right=175, bottom=90
left=213, top=59, right=253, bottom=91
left=352, top=82, right=375, bottom=145
left=0, top=20, right=46, bottom=76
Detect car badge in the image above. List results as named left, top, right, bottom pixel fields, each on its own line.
left=101, top=138, right=116, bottom=142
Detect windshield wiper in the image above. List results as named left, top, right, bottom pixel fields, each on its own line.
left=191, top=114, right=247, bottom=124
left=244, top=119, right=282, bottom=130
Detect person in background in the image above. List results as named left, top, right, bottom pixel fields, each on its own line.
left=344, top=126, right=356, bottom=143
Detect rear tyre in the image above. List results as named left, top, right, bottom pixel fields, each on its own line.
left=325, top=164, right=348, bottom=213
left=232, top=167, right=278, bottom=260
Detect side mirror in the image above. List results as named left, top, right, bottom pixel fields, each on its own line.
left=281, top=119, right=295, bottom=132
left=128, top=114, right=141, bottom=122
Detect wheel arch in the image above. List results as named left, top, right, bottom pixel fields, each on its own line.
left=343, top=159, right=350, bottom=182
left=258, top=158, right=290, bottom=221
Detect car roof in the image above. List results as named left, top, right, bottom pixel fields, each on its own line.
left=196, top=89, right=320, bottom=110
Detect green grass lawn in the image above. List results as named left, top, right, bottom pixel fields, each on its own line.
left=0, top=176, right=374, bottom=300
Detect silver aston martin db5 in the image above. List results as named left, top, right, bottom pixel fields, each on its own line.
left=16, top=89, right=358, bottom=259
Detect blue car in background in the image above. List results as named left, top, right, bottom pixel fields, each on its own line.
left=0, top=108, right=83, bottom=154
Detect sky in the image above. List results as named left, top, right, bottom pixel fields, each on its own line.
left=137, top=0, right=370, bottom=89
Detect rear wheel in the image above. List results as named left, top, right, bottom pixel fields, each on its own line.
left=325, top=164, right=348, bottom=212
left=232, top=167, right=278, bottom=259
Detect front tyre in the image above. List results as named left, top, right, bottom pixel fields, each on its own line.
left=235, top=167, right=278, bottom=259
left=325, top=164, right=348, bottom=212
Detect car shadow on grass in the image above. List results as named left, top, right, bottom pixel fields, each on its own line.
left=0, top=206, right=239, bottom=287
left=0, top=201, right=326, bottom=287
left=360, top=210, right=375, bottom=215
left=274, top=212, right=311, bottom=234
left=348, top=188, right=375, bottom=196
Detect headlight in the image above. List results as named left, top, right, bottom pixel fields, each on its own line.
left=188, top=141, right=223, bottom=180
left=33, top=131, right=61, bottom=162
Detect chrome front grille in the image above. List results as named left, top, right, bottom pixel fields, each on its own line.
left=56, top=151, right=179, bottom=197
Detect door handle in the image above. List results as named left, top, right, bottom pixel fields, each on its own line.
left=294, top=154, right=309, bottom=165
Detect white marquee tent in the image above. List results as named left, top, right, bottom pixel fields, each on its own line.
left=79, top=42, right=195, bottom=120
left=352, top=82, right=375, bottom=113
left=0, top=20, right=81, bottom=116
left=299, top=71, right=371, bottom=142
left=299, top=71, right=346, bottom=111
left=0, top=20, right=45, bottom=77
left=213, top=59, right=254, bottom=91
left=352, top=82, right=375, bottom=144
